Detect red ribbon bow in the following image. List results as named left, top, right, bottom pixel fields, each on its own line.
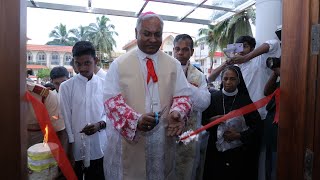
left=146, top=58, right=158, bottom=84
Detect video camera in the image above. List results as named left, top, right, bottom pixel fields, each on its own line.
left=266, top=57, right=281, bottom=69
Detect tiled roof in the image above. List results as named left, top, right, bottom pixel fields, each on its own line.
left=27, top=65, right=74, bottom=72
left=122, top=39, right=137, bottom=50
left=27, top=65, right=48, bottom=69
left=27, top=44, right=73, bottom=53
left=214, top=52, right=224, bottom=57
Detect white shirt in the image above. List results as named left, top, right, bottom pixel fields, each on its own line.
left=188, top=69, right=211, bottom=113
left=96, top=68, right=107, bottom=80
left=59, top=74, right=106, bottom=161
left=238, top=39, right=281, bottom=119
left=104, top=48, right=191, bottom=115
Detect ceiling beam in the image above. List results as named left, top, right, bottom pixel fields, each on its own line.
left=178, top=0, right=207, bottom=21
left=136, top=1, right=149, bottom=17
left=27, top=1, right=211, bottom=25
left=146, top=0, right=236, bottom=12
left=211, top=0, right=255, bottom=25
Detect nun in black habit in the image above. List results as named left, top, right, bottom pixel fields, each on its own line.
left=202, top=65, right=261, bottom=180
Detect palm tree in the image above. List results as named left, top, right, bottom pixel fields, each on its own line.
left=46, top=23, right=73, bottom=46
left=197, top=7, right=255, bottom=53
left=197, top=7, right=255, bottom=69
left=69, top=25, right=90, bottom=44
left=87, top=15, right=118, bottom=61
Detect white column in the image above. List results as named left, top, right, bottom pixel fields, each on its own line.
left=255, top=1, right=282, bottom=180
left=255, top=0, right=282, bottom=45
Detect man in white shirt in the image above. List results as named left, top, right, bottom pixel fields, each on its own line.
left=70, top=58, right=106, bottom=80
left=103, top=12, right=191, bottom=180
left=173, top=34, right=210, bottom=180
left=59, top=41, right=106, bottom=180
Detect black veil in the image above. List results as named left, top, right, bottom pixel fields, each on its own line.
left=220, top=65, right=250, bottom=96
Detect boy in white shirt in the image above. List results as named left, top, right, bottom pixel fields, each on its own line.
left=59, top=41, right=106, bottom=180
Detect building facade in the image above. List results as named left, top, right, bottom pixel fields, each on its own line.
left=26, top=44, right=74, bottom=77
left=193, top=43, right=225, bottom=78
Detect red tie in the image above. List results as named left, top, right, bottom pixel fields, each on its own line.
left=146, top=58, right=158, bottom=84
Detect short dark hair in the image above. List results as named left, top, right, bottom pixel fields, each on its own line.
left=235, top=36, right=256, bottom=49
left=173, top=34, right=194, bottom=49
left=50, top=66, right=69, bottom=80
left=72, top=41, right=96, bottom=58
left=27, top=69, right=34, bottom=76
left=44, top=83, right=55, bottom=90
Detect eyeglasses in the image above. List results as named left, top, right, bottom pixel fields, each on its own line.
left=173, top=47, right=191, bottom=52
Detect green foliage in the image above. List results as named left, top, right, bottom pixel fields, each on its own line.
left=87, top=15, right=118, bottom=60
left=37, top=68, right=50, bottom=80
left=196, top=7, right=255, bottom=54
left=69, top=25, right=90, bottom=43
left=46, top=23, right=74, bottom=46
left=46, top=16, right=118, bottom=62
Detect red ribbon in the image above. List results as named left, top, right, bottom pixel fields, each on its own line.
left=180, top=88, right=280, bottom=141
left=25, top=91, right=77, bottom=180
left=146, top=58, right=158, bottom=84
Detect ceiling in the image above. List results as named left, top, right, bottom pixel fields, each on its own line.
left=27, top=0, right=255, bottom=25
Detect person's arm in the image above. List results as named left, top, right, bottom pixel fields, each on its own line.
left=167, top=63, right=192, bottom=136
left=264, top=71, right=279, bottom=96
left=208, top=61, right=227, bottom=83
left=190, top=73, right=210, bottom=112
left=240, top=106, right=261, bottom=145
left=230, top=39, right=281, bottom=64
left=224, top=97, right=261, bottom=145
left=103, top=61, right=142, bottom=141
left=230, top=43, right=270, bottom=64
left=59, top=82, right=74, bottom=143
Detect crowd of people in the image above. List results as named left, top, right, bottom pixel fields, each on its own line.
left=26, top=12, right=281, bottom=180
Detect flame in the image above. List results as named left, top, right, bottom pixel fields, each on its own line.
left=43, top=125, right=48, bottom=146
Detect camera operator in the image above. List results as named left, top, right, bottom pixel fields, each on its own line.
left=264, top=57, right=280, bottom=95
left=263, top=57, right=281, bottom=180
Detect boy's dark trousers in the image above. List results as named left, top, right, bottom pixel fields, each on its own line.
left=74, top=157, right=105, bottom=180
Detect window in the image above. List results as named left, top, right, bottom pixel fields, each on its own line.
left=64, top=53, right=72, bottom=65
left=164, top=51, right=173, bottom=56
left=200, top=43, right=204, bottom=50
left=200, top=59, right=204, bottom=66
left=51, top=52, right=60, bottom=65
left=27, top=51, right=33, bottom=63
left=213, top=59, right=217, bottom=63
left=36, top=52, right=47, bottom=65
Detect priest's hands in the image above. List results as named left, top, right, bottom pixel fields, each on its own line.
left=80, top=123, right=100, bottom=136
left=167, top=111, right=184, bottom=136
left=137, top=113, right=156, bottom=132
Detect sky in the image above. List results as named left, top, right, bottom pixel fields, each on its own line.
left=27, top=7, right=206, bottom=52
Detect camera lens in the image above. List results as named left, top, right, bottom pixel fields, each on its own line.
left=266, top=57, right=281, bottom=69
